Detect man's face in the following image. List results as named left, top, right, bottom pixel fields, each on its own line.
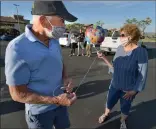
left=39, top=15, right=65, bottom=38
left=41, top=15, right=65, bottom=31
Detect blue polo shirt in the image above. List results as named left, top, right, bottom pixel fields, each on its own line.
left=5, top=25, right=64, bottom=115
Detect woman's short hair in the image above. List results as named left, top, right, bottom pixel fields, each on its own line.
left=120, top=24, right=141, bottom=43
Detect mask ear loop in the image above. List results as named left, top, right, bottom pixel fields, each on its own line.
left=45, top=16, right=53, bottom=27
left=128, top=36, right=133, bottom=45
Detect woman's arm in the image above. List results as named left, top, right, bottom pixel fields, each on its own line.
left=133, top=48, right=148, bottom=92
left=97, top=52, right=114, bottom=74
left=97, top=46, right=121, bottom=74
left=101, top=56, right=113, bottom=68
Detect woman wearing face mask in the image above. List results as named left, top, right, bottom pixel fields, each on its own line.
left=97, top=24, right=148, bottom=129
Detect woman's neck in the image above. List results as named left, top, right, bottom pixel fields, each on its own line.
left=124, top=43, right=138, bottom=52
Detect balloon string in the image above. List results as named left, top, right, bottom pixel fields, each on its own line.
left=75, top=46, right=99, bottom=93
left=53, top=46, right=99, bottom=95
left=75, top=56, right=97, bottom=93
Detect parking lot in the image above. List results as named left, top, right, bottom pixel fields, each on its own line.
left=0, top=42, right=156, bottom=129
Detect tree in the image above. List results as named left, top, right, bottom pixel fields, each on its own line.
left=66, top=23, right=85, bottom=32
left=138, top=17, right=152, bottom=36
left=95, top=20, right=104, bottom=28
left=126, top=18, right=138, bottom=24
left=125, top=17, right=152, bottom=36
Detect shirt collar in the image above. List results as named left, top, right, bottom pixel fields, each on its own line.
left=25, top=24, right=39, bottom=42
left=25, top=24, right=58, bottom=46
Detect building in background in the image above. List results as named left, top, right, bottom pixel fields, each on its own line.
left=0, top=15, right=30, bottom=33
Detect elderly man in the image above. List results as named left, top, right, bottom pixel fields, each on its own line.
left=5, top=1, right=77, bottom=129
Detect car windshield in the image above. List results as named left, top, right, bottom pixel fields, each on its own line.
left=112, top=31, right=120, bottom=38
left=61, top=33, right=68, bottom=38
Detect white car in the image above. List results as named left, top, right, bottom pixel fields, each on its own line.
left=59, top=33, right=71, bottom=47
left=100, top=30, right=121, bottom=55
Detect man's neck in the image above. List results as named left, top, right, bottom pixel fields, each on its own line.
left=32, top=25, right=50, bottom=47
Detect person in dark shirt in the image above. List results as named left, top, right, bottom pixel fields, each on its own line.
left=97, top=24, right=148, bottom=129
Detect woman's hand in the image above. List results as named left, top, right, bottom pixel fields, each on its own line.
left=123, top=91, right=137, bottom=100
left=97, top=51, right=105, bottom=59
left=97, top=51, right=113, bottom=68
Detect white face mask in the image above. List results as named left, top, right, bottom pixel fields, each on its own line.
left=120, top=37, right=129, bottom=46
left=45, top=18, right=66, bottom=39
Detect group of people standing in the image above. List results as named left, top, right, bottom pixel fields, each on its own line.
left=69, top=29, right=93, bottom=57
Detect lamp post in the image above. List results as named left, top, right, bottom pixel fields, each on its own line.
left=13, top=4, right=21, bottom=33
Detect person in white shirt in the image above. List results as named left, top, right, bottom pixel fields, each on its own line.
left=69, top=33, right=77, bottom=56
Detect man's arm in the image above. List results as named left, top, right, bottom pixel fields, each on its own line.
left=4, top=45, right=73, bottom=106
left=9, top=85, right=59, bottom=104
left=5, top=46, right=59, bottom=104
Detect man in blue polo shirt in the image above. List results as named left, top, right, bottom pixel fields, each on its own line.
left=5, top=1, right=77, bottom=129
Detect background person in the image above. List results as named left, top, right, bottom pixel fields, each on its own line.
left=69, top=33, right=77, bottom=56
left=77, top=29, right=85, bottom=56
left=97, top=24, right=148, bottom=129
left=85, top=36, right=92, bottom=57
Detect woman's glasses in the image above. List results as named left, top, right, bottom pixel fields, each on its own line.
left=120, top=34, right=126, bottom=37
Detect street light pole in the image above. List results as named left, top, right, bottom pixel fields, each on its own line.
left=13, top=4, right=21, bottom=33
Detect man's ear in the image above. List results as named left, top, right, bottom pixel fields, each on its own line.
left=39, top=16, right=48, bottom=28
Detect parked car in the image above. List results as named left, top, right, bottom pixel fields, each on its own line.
left=100, top=31, right=148, bottom=55
left=59, top=33, right=71, bottom=47
left=0, top=34, right=16, bottom=41
left=100, top=30, right=121, bottom=55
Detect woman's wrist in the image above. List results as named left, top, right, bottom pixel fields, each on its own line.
left=102, top=55, right=107, bottom=60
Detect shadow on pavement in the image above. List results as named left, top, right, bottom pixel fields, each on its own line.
left=0, top=100, right=25, bottom=115
left=95, top=99, right=156, bottom=129
left=147, top=48, right=156, bottom=60
left=0, top=58, right=5, bottom=67
left=73, top=79, right=111, bottom=99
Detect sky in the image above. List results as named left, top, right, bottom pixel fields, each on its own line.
left=1, top=1, right=156, bottom=32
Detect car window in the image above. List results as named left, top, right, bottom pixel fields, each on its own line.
left=61, top=33, right=68, bottom=38
left=112, top=31, right=120, bottom=38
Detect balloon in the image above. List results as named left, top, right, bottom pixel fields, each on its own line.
left=85, top=25, right=105, bottom=45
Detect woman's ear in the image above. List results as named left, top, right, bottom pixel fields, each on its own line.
left=128, top=36, right=132, bottom=41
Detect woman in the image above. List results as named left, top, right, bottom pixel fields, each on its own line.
left=97, top=24, right=148, bottom=129
left=85, top=36, right=93, bottom=57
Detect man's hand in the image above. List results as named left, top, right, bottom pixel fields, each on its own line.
left=123, top=91, right=137, bottom=100
left=57, top=92, right=77, bottom=106
left=63, top=78, right=74, bottom=93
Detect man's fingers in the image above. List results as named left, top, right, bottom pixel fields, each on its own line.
left=69, top=93, right=77, bottom=104
left=66, top=86, right=73, bottom=93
